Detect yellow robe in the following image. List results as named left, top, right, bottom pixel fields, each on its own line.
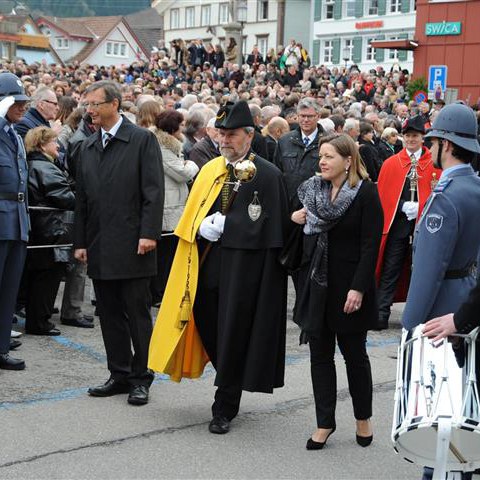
left=148, top=156, right=228, bottom=382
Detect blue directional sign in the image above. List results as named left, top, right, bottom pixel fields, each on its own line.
left=428, top=65, right=448, bottom=92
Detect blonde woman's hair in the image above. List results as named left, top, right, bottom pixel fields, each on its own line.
left=381, top=126, right=399, bottom=141
left=137, top=100, right=163, bottom=128
left=25, top=126, right=57, bottom=154
left=319, top=133, right=369, bottom=187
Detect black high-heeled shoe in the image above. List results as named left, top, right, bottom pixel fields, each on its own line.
left=306, top=427, right=336, bottom=450
left=356, top=433, right=373, bottom=447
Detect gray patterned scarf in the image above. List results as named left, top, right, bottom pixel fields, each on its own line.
left=298, top=175, right=363, bottom=286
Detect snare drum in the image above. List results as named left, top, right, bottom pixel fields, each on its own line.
left=392, top=326, right=480, bottom=472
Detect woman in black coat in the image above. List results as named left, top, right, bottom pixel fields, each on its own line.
left=291, top=134, right=383, bottom=451
left=25, top=126, right=75, bottom=335
left=377, top=126, right=400, bottom=164
left=358, top=122, right=382, bottom=182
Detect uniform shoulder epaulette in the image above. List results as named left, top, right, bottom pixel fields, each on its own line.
left=434, top=177, right=452, bottom=193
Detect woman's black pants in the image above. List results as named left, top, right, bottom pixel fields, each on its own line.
left=309, top=326, right=372, bottom=428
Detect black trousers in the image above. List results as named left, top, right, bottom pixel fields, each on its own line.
left=309, top=326, right=372, bottom=428
left=0, top=241, right=26, bottom=353
left=93, top=277, right=154, bottom=387
left=377, top=230, right=411, bottom=325
left=194, top=243, right=242, bottom=421
left=25, top=262, right=65, bottom=334
left=150, top=233, right=178, bottom=307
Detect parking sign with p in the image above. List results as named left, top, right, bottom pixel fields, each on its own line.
left=428, top=65, right=448, bottom=100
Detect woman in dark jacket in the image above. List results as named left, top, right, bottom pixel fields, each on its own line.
left=291, top=134, right=383, bottom=451
left=358, top=122, right=382, bottom=182
left=25, top=126, right=75, bottom=335
left=377, top=126, right=400, bottom=164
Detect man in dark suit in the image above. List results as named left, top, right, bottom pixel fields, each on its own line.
left=0, top=72, right=30, bottom=370
left=189, top=117, right=220, bottom=169
left=74, top=81, right=164, bottom=406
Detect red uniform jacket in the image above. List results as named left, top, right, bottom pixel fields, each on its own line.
left=375, top=147, right=441, bottom=300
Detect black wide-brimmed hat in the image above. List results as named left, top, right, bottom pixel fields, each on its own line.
left=402, top=115, right=426, bottom=135
left=215, top=101, right=255, bottom=129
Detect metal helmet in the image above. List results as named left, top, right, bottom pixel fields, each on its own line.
left=425, top=103, right=480, bottom=153
left=0, top=72, right=29, bottom=102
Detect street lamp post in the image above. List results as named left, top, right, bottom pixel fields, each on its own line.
left=342, top=46, right=350, bottom=70
left=224, top=0, right=247, bottom=66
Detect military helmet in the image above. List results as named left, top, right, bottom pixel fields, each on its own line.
left=0, top=72, right=29, bottom=102
left=425, top=103, right=480, bottom=153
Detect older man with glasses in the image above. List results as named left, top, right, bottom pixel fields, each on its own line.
left=15, top=86, right=60, bottom=140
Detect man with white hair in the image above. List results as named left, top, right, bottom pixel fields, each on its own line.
left=16, top=86, right=60, bottom=139
left=180, top=93, right=198, bottom=111
left=265, top=116, right=290, bottom=161
left=318, top=117, right=335, bottom=134
left=189, top=117, right=220, bottom=169
left=343, top=118, right=360, bottom=141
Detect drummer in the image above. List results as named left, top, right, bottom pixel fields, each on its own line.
left=400, top=102, right=480, bottom=479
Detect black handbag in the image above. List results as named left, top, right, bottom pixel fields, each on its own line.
left=279, top=224, right=304, bottom=272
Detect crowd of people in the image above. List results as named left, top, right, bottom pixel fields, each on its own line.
left=1, top=36, right=480, bottom=478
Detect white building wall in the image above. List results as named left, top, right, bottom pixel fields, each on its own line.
left=312, top=0, right=415, bottom=73
left=85, top=23, right=148, bottom=67
left=158, top=0, right=278, bottom=60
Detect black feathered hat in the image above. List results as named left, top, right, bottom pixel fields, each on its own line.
left=215, top=101, right=255, bottom=129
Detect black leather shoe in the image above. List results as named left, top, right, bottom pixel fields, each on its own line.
left=128, top=385, right=149, bottom=405
left=356, top=434, right=373, bottom=447
left=83, top=314, right=94, bottom=322
left=306, top=427, right=336, bottom=450
left=9, top=339, right=22, bottom=350
left=88, top=378, right=130, bottom=397
left=0, top=353, right=25, bottom=370
left=61, top=317, right=94, bottom=329
left=26, top=328, right=61, bottom=336
left=208, top=416, right=230, bottom=434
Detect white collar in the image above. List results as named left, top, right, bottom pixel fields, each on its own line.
left=406, top=148, right=422, bottom=161
left=101, top=115, right=123, bottom=139
left=302, top=128, right=318, bottom=143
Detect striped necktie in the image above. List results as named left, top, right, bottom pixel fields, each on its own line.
left=221, top=163, right=235, bottom=213
left=103, top=132, right=112, bottom=149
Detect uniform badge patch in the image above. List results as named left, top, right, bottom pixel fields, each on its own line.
left=426, top=214, right=443, bottom=233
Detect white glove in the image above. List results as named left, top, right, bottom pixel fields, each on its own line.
left=0, top=96, right=15, bottom=118
left=401, top=201, right=419, bottom=221
left=212, top=212, right=226, bottom=234
left=199, top=213, right=223, bottom=242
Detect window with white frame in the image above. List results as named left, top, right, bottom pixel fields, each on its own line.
left=389, top=36, right=399, bottom=59
left=344, top=0, right=356, bottom=17
left=55, top=37, right=69, bottom=49
left=258, top=0, right=268, bottom=20
left=366, top=38, right=376, bottom=60
left=344, top=39, right=353, bottom=60
left=367, top=0, right=379, bottom=15
left=324, top=40, right=333, bottom=63
left=324, top=0, right=335, bottom=19
left=106, top=41, right=128, bottom=58
left=201, top=5, right=211, bottom=26
left=171, top=8, right=179, bottom=29
left=256, top=36, right=268, bottom=57
left=185, top=6, right=195, bottom=27
left=390, top=0, right=401, bottom=13
left=219, top=2, right=229, bottom=24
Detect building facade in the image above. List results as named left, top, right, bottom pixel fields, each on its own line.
left=311, top=0, right=415, bottom=72
left=413, top=0, right=480, bottom=101
left=153, top=0, right=280, bottom=60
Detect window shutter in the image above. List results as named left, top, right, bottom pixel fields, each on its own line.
left=312, top=39, right=320, bottom=65
left=314, top=0, right=322, bottom=21
left=374, top=34, right=385, bottom=62
left=397, top=33, right=408, bottom=61
left=334, top=0, right=343, bottom=19
left=355, top=0, right=364, bottom=17
left=352, top=36, right=362, bottom=63
left=378, top=0, right=387, bottom=15
left=332, top=38, right=341, bottom=64
left=401, top=0, right=410, bottom=12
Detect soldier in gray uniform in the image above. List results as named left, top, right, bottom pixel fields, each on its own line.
left=401, top=103, right=480, bottom=480
left=0, top=73, right=30, bottom=370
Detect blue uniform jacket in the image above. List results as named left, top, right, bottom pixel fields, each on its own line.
left=402, top=164, right=480, bottom=330
left=0, top=117, right=29, bottom=242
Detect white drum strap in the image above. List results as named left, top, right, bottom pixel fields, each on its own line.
left=433, top=417, right=451, bottom=480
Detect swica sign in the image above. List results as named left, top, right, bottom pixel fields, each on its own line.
left=425, top=22, right=462, bottom=36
